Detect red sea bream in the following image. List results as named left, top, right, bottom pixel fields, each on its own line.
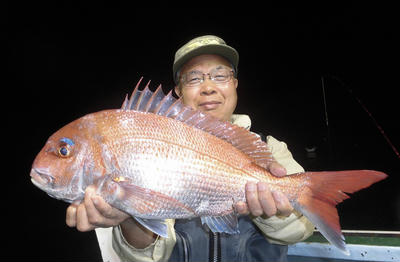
left=30, top=79, right=387, bottom=254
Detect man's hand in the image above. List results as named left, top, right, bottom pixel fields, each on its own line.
left=66, top=185, right=157, bottom=248
left=234, top=162, right=294, bottom=217
left=66, top=185, right=130, bottom=232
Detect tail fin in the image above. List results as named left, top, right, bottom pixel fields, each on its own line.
left=292, top=170, right=387, bottom=254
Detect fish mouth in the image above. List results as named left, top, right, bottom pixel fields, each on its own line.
left=30, top=168, right=83, bottom=203
left=30, top=168, right=54, bottom=189
left=30, top=169, right=66, bottom=201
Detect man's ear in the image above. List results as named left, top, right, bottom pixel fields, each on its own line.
left=174, top=85, right=182, bottom=97
left=233, top=78, right=238, bottom=89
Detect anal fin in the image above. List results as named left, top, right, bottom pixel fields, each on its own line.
left=201, top=213, right=239, bottom=234
left=134, top=217, right=168, bottom=238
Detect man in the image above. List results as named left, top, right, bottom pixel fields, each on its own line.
left=66, top=35, right=314, bottom=261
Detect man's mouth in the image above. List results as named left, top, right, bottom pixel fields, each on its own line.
left=198, top=101, right=221, bottom=111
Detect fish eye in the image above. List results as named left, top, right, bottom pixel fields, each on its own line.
left=58, top=146, right=70, bottom=157
left=56, top=137, right=74, bottom=158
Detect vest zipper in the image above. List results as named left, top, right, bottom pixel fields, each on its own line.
left=209, top=232, right=221, bottom=262
left=175, top=231, right=189, bottom=262
left=181, top=233, right=188, bottom=262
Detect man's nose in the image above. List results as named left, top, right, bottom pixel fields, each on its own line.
left=200, top=78, right=217, bottom=95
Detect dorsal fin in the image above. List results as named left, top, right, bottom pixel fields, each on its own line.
left=135, top=80, right=153, bottom=111
left=121, top=79, right=274, bottom=168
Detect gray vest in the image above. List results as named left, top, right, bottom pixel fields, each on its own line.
left=168, top=216, right=288, bottom=262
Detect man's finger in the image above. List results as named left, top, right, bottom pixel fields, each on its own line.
left=257, top=182, right=277, bottom=217
left=76, top=203, right=95, bottom=232
left=66, top=204, right=77, bottom=227
left=234, top=201, right=249, bottom=215
left=91, top=194, right=118, bottom=219
left=246, top=182, right=263, bottom=217
left=267, top=162, right=287, bottom=177
left=272, top=191, right=293, bottom=217
left=84, top=187, right=107, bottom=226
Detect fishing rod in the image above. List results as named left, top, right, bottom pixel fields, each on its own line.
left=320, top=76, right=334, bottom=167
left=321, top=74, right=400, bottom=161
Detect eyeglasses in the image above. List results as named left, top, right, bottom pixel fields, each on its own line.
left=180, top=67, right=234, bottom=87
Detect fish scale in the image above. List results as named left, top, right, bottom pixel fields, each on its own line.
left=30, top=79, right=387, bottom=254
left=99, top=110, right=255, bottom=187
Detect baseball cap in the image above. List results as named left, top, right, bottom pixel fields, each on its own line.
left=173, top=35, right=239, bottom=84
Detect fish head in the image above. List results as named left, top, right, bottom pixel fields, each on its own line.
left=30, top=116, right=100, bottom=203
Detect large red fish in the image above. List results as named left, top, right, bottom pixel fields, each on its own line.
left=30, top=79, right=387, bottom=254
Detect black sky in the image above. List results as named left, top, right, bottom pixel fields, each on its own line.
left=6, top=4, right=399, bottom=260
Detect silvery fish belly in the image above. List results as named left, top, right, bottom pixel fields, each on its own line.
left=30, top=79, right=387, bottom=254
left=100, top=109, right=257, bottom=219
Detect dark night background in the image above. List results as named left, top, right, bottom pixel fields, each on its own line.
left=6, top=3, right=399, bottom=261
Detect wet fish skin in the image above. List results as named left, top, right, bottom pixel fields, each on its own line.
left=30, top=81, right=387, bottom=254
left=32, top=109, right=262, bottom=213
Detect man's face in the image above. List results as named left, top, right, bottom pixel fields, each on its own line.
left=175, top=54, right=238, bottom=122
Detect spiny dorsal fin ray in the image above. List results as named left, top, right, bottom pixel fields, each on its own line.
left=121, top=94, right=129, bottom=110
left=165, top=99, right=185, bottom=119
left=155, top=90, right=176, bottom=116
left=146, top=85, right=164, bottom=113
left=125, top=77, right=143, bottom=110
left=136, top=81, right=153, bottom=111
left=121, top=79, right=273, bottom=168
